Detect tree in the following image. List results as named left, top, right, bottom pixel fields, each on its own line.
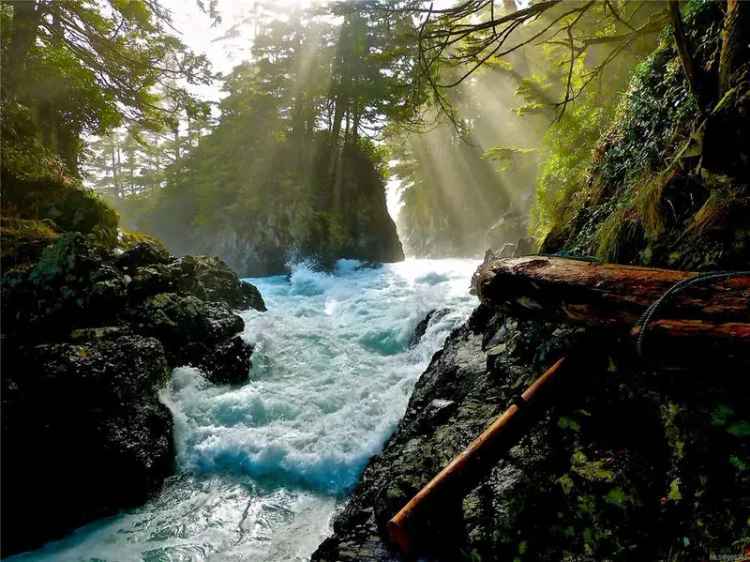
left=400, top=0, right=667, bottom=122
left=0, top=0, right=214, bottom=176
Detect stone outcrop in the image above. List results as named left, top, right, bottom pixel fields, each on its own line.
left=313, top=257, right=750, bottom=561
left=0, top=233, right=266, bottom=556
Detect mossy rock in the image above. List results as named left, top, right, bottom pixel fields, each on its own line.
left=0, top=217, right=60, bottom=271
left=1, top=168, right=119, bottom=248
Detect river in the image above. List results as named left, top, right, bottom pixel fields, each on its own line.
left=10, top=258, right=479, bottom=562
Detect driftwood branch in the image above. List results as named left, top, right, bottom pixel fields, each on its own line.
left=388, top=356, right=570, bottom=555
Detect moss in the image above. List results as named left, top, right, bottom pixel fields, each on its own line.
left=667, top=478, right=683, bottom=502
left=0, top=217, right=61, bottom=270
left=2, top=169, right=119, bottom=249
left=571, top=450, right=616, bottom=483
left=118, top=229, right=169, bottom=254
left=605, top=486, right=629, bottom=508
left=662, top=402, right=686, bottom=462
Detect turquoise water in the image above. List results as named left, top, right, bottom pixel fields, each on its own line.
left=10, top=259, right=479, bottom=562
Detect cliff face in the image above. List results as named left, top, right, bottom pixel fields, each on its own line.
left=541, top=3, right=750, bottom=271
left=1, top=176, right=266, bottom=555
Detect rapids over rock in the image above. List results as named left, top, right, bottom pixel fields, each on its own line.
left=10, top=258, right=479, bottom=562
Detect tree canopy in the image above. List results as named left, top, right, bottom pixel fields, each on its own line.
left=1, top=0, right=214, bottom=175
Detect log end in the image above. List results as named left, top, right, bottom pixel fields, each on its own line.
left=386, top=517, right=412, bottom=556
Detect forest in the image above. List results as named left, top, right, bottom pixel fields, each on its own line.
left=1, top=0, right=749, bottom=561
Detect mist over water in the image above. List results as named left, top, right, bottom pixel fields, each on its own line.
left=12, top=258, right=479, bottom=562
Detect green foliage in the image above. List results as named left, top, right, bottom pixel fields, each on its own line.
left=532, top=99, right=609, bottom=240
left=529, top=16, right=662, bottom=240
left=118, top=229, right=169, bottom=254
left=570, top=450, right=616, bottom=483
left=541, top=0, right=750, bottom=272
left=100, top=5, right=411, bottom=268
left=1, top=0, right=213, bottom=176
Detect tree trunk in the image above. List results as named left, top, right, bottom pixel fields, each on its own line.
left=718, top=0, right=749, bottom=99
left=474, top=256, right=750, bottom=327
left=475, top=256, right=750, bottom=362
left=668, top=0, right=709, bottom=112
left=631, top=319, right=750, bottom=363
left=3, top=1, right=43, bottom=100
left=116, top=145, right=123, bottom=198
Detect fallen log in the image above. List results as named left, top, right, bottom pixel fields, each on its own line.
left=388, top=357, right=569, bottom=555
left=474, top=256, right=750, bottom=328
left=631, top=319, right=750, bottom=363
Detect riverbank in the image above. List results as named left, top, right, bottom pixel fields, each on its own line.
left=313, top=255, right=750, bottom=561
left=1, top=231, right=265, bottom=556
left=6, top=259, right=480, bottom=561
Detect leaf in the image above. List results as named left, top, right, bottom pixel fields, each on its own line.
left=667, top=478, right=682, bottom=502
left=605, top=486, right=628, bottom=507
left=727, top=421, right=750, bottom=438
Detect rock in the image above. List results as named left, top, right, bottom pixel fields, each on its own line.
left=313, top=301, right=750, bottom=561
left=115, top=239, right=171, bottom=271
left=513, top=236, right=535, bottom=257
left=201, top=336, right=254, bottom=385
left=1, top=226, right=266, bottom=555
left=485, top=210, right=528, bottom=253
left=409, top=308, right=450, bottom=348
left=130, top=292, right=243, bottom=349
left=166, top=255, right=267, bottom=311
left=1, top=233, right=121, bottom=339
left=70, top=326, right=128, bottom=341
left=1, top=335, right=174, bottom=556
left=128, top=263, right=175, bottom=298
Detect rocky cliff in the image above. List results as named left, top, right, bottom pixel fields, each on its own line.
left=117, top=140, right=404, bottom=277
left=0, top=231, right=265, bottom=556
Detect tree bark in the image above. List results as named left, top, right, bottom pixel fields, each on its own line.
left=3, top=1, right=43, bottom=100
left=631, top=319, right=750, bottom=363
left=474, top=256, right=750, bottom=327
left=668, top=0, right=709, bottom=112
left=718, top=0, right=749, bottom=99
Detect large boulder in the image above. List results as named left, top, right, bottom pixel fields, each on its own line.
left=130, top=292, right=244, bottom=346
left=1, top=336, right=174, bottom=556
left=0, top=228, right=266, bottom=555
left=166, top=255, right=267, bottom=311
left=115, top=239, right=172, bottom=271
left=127, top=292, right=252, bottom=383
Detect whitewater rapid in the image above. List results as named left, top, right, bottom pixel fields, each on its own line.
left=12, top=258, right=479, bottom=562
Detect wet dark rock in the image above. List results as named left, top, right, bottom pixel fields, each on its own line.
left=0, top=231, right=265, bottom=555
left=200, top=336, right=254, bottom=385
left=70, top=326, right=129, bottom=342
left=128, top=263, right=175, bottom=298
left=313, top=301, right=750, bottom=561
left=409, top=308, right=450, bottom=348
left=166, top=255, right=267, bottom=311
left=115, top=239, right=171, bottom=271
left=130, top=292, right=243, bottom=348
left=1, top=336, right=174, bottom=556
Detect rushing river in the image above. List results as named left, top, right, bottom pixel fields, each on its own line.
left=11, top=258, right=479, bottom=562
